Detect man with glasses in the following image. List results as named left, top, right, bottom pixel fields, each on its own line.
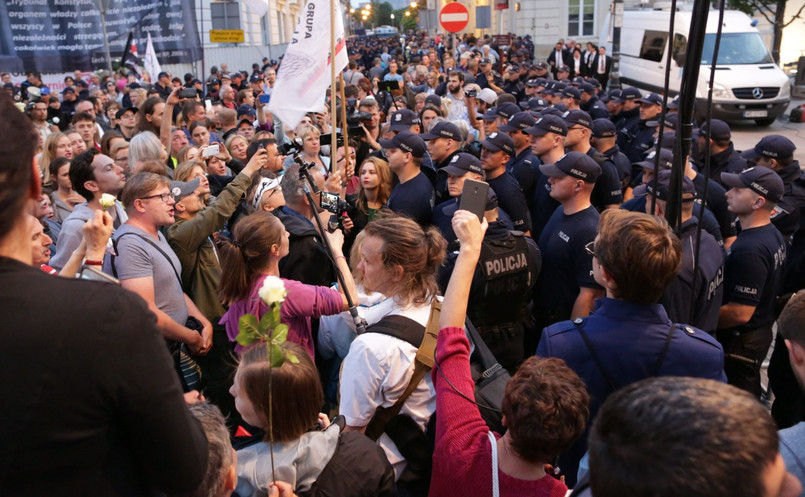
left=537, top=209, right=726, bottom=487
left=113, top=172, right=213, bottom=357
left=50, top=150, right=127, bottom=271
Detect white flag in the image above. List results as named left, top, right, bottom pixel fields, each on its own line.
left=242, top=0, right=269, bottom=17
left=144, top=32, right=162, bottom=81
left=268, top=0, right=349, bottom=129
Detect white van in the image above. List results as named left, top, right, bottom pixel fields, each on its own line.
left=601, top=9, right=791, bottom=126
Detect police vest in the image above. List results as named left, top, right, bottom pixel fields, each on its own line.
left=467, top=231, right=532, bottom=330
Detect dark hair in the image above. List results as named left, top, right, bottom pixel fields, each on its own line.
left=69, top=149, right=99, bottom=201
left=496, top=93, right=517, bottom=105
left=71, top=111, right=95, bottom=125
left=589, top=377, right=779, bottom=497
left=448, top=70, right=465, bottom=83
left=48, top=156, right=71, bottom=182
left=120, top=172, right=170, bottom=210
left=100, top=130, right=125, bottom=157
left=246, top=138, right=277, bottom=163
left=217, top=211, right=283, bottom=304
left=779, top=291, right=805, bottom=347
left=134, top=96, right=164, bottom=135
left=501, top=357, right=589, bottom=463
left=0, top=93, right=38, bottom=238
left=182, top=100, right=205, bottom=124
left=595, top=209, right=681, bottom=304
left=238, top=342, right=323, bottom=443
left=362, top=216, right=446, bottom=307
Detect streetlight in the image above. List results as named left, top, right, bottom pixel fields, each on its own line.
left=410, top=1, right=417, bottom=8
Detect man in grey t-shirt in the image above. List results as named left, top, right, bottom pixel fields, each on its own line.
left=112, top=173, right=212, bottom=355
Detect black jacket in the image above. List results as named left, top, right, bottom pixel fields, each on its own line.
left=274, top=206, right=335, bottom=287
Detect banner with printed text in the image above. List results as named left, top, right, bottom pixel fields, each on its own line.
left=0, top=0, right=201, bottom=73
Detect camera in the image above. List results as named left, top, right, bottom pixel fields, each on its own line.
left=464, top=89, right=477, bottom=98
left=178, top=88, right=198, bottom=99
left=280, top=137, right=303, bottom=156
left=346, top=112, right=373, bottom=127
left=320, top=191, right=350, bottom=216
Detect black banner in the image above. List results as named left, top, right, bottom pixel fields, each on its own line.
left=0, top=0, right=202, bottom=73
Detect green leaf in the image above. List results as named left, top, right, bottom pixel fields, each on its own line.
left=272, top=324, right=289, bottom=344
left=267, top=342, right=285, bottom=368
left=236, top=314, right=264, bottom=346
left=260, top=309, right=276, bottom=331
left=286, top=352, right=300, bottom=364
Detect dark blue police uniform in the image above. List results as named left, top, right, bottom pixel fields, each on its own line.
left=387, top=171, right=434, bottom=226
left=621, top=120, right=656, bottom=164
left=537, top=298, right=727, bottom=487
left=581, top=95, right=609, bottom=120
left=691, top=171, right=737, bottom=242
left=662, top=217, right=725, bottom=334
left=718, top=223, right=786, bottom=397
left=771, top=161, right=805, bottom=238
left=506, top=147, right=540, bottom=210
left=600, top=144, right=632, bottom=188
left=530, top=172, right=560, bottom=241
left=432, top=197, right=515, bottom=248
left=534, top=205, right=601, bottom=328
left=488, top=171, right=533, bottom=233
left=621, top=194, right=725, bottom=245
left=586, top=148, right=623, bottom=210
left=615, top=107, right=640, bottom=156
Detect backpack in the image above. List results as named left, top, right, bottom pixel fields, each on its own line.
left=790, top=105, right=805, bottom=123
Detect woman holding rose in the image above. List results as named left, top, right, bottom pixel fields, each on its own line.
left=217, top=211, right=358, bottom=358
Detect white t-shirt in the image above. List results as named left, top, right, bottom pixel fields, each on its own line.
left=339, top=298, right=435, bottom=479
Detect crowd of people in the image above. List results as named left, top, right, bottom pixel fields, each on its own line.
left=2, top=29, right=805, bottom=497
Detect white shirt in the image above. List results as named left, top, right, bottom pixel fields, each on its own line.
left=339, top=298, right=435, bottom=479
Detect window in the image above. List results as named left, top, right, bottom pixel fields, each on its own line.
left=568, top=0, right=595, bottom=37
left=639, top=30, right=667, bottom=62
left=211, top=1, right=241, bottom=30
left=672, top=33, right=686, bottom=66
left=701, top=33, right=773, bottom=65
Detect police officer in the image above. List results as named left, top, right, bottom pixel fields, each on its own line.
left=503, top=65, right=526, bottom=102
left=422, top=120, right=463, bottom=205
left=579, top=83, right=609, bottom=120
left=620, top=92, right=662, bottom=164
left=718, top=166, right=787, bottom=398
left=614, top=87, right=642, bottom=158
left=590, top=118, right=632, bottom=194
left=559, top=87, right=582, bottom=111
left=741, top=135, right=805, bottom=239
left=438, top=190, right=541, bottom=373
left=525, top=114, right=567, bottom=240
left=537, top=209, right=726, bottom=487
left=499, top=111, right=539, bottom=209
left=432, top=152, right=486, bottom=245
left=642, top=170, right=725, bottom=334
left=480, top=131, right=532, bottom=234
left=602, top=89, right=623, bottom=123
left=532, top=151, right=604, bottom=344
left=694, top=119, right=747, bottom=185
left=562, top=110, right=622, bottom=210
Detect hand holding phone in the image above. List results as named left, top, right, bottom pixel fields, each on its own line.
left=201, top=144, right=220, bottom=158
left=459, top=178, right=490, bottom=221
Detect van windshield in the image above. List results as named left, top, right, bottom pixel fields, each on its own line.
left=701, top=33, right=774, bottom=65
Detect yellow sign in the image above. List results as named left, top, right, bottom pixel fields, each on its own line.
left=210, top=30, right=244, bottom=43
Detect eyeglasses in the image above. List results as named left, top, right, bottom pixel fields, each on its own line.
left=140, top=192, right=175, bottom=203
left=584, top=241, right=597, bottom=257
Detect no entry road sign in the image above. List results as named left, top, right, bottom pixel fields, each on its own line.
left=440, top=3, right=469, bottom=33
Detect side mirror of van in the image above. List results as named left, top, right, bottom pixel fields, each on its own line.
left=674, top=52, right=687, bottom=67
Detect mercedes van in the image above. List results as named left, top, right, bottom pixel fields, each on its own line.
left=601, top=9, right=791, bottom=126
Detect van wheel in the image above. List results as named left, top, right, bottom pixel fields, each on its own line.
left=754, top=117, right=776, bottom=126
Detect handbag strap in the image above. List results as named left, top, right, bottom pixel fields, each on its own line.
left=488, top=431, right=500, bottom=497
left=466, top=318, right=504, bottom=379
left=573, top=318, right=677, bottom=394
left=113, top=231, right=182, bottom=284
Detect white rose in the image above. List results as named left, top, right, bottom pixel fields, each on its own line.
left=99, top=193, right=116, bottom=209
left=258, top=276, right=287, bottom=305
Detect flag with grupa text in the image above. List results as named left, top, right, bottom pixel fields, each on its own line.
left=144, top=32, right=162, bottom=81
left=268, top=0, right=348, bottom=130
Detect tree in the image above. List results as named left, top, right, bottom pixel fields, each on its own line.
left=727, top=0, right=805, bottom=63
left=395, top=8, right=418, bottom=32
left=372, top=2, right=394, bottom=27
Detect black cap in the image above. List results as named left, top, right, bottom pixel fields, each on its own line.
left=249, top=73, right=262, bottom=83
left=499, top=111, right=536, bottom=133
left=700, top=119, right=731, bottom=141
left=563, top=110, right=593, bottom=129
left=524, top=115, right=568, bottom=137
left=115, top=106, right=138, bottom=119
left=539, top=107, right=565, bottom=118
left=600, top=89, right=621, bottom=103
left=591, top=118, right=617, bottom=138
left=481, top=131, right=515, bottom=156
left=660, top=131, right=676, bottom=149
left=539, top=151, right=602, bottom=183
left=425, top=94, right=442, bottom=108
left=482, top=107, right=498, bottom=121
left=237, top=104, right=256, bottom=118
left=535, top=61, right=549, bottom=70
left=557, top=64, right=571, bottom=73
left=579, top=82, right=595, bottom=94
left=741, top=135, right=796, bottom=161
left=526, top=97, right=549, bottom=111
left=634, top=169, right=696, bottom=200
left=551, top=103, right=569, bottom=113
left=61, top=87, right=75, bottom=94
left=238, top=118, right=255, bottom=128
left=636, top=148, right=674, bottom=171
left=507, top=64, right=520, bottom=73
left=389, top=109, right=421, bottom=131
left=378, top=130, right=427, bottom=158
left=667, top=95, right=680, bottom=110
left=421, top=121, right=461, bottom=141
left=615, top=87, right=642, bottom=102
left=561, top=87, right=581, bottom=100
left=480, top=58, right=492, bottom=65
left=442, top=152, right=483, bottom=176
left=158, top=71, right=169, bottom=79
left=128, top=82, right=141, bottom=89
left=525, top=78, right=541, bottom=88
left=721, top=166, right=784, bottom=202
left=637, top=92, right=663, bottom=105
left=496, top=102, right=520, bottom=120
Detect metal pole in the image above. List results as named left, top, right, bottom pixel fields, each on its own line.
left=97, top=0, right=113, bottom=74
left=666, top=0, right=710, bottom=229
left=330, top=0, right=338, bottom=174
left=200, top=0, right=207, bottom=96
left=610, top=0, right=623, bottom=89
